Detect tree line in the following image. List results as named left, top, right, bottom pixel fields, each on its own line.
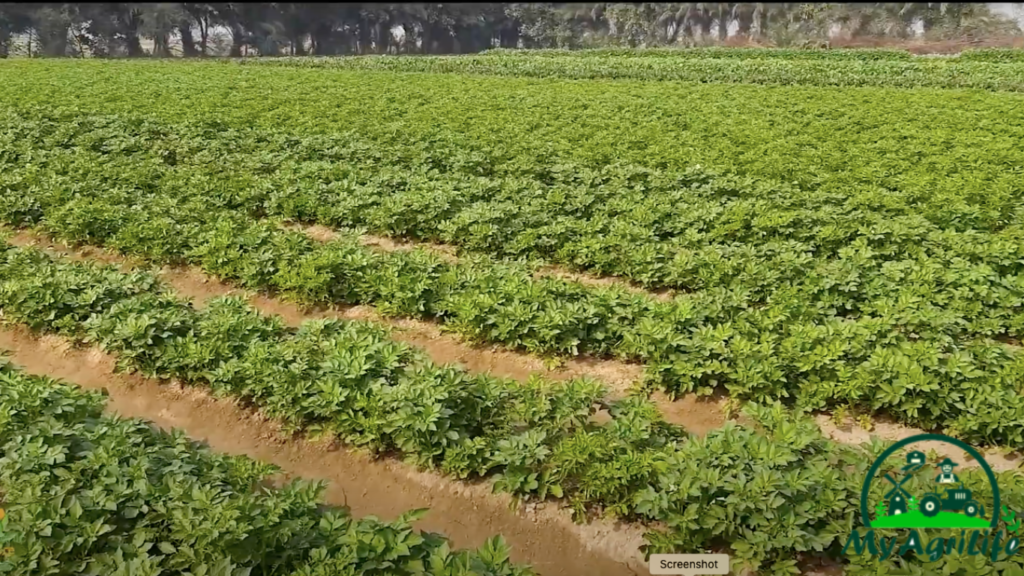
left=0, top=3, right=1020, bottom=58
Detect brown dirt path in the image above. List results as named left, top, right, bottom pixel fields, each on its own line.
left=2, top=228, right=732, bottom=436
left=0, top=325, right=651, bottom=576
left=11, top=230, right=1009, bottom=574
left=165, top=268, right=726, bottom=433
left=817, top=414, right=1022, bottom=473
left=4, top=228, right=644, bottom=391
left=24, top=225, right=1017, bottom=463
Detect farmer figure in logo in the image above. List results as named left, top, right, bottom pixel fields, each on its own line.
left=935, top=457, right=960, bottom=484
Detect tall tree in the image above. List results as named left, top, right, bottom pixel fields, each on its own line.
left=181, top=2, right=214, bottom=55
left=0, top=3, right=33, bottom=57
left=140, top=3, right=185, bottom=56
left=29, top=3, right=78, bottom=56
left=3, top=3, right=1020, bottom=58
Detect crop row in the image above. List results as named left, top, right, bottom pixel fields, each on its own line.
left=3, top=61, right=1020, bottom=218
left=483, top=47, right=1024, bottom=63
left=3, top=116, right=1024, bottom=447
left=480, top=47, right=918, bottom=61
left=5, top=111, right=1023, bottom=346
left=0, top=240, right=854, bottom=574
left=238, top=53, right=1024, bottom=91
left=958, top=47, right=1024, bottom=63
left=0, top=358, right=531, bottom=576
left=5, top=243, right=1024, bottom=575
left=3, top=64, right=1021, bottom=308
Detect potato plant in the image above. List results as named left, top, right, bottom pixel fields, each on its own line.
left=237, top=52, right=1024, bottom=91
left=0, top=359, right=531, bottom=576
left=6, top=243, right=1024, bottom=573
left=2, top=122, right=1024, bottom=448
left=2, top=54, right=1024, bottom=574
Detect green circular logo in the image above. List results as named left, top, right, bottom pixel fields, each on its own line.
left=860, top=434, right=1000, bottom=530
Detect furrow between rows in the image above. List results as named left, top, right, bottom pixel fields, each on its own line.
left=0, top=227, right=751, bottom=437
left=0, top=325, right=650, bottom=576
left=8, top=227, right=1021, bottom=470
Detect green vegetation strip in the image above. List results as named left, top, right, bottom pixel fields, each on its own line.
left=0, top=359, right=530, bottom=576
left=3, top=62, right=1022, bottom=329
left=479, top=47, right=919, bottom=61
left=237, top=52, right=1024, bottom=91
left=482, top=47, right=1024, bottom=64
left=7, top=109, right=1024, bottom=325
left=2, top=110, right=1024, bottom=448
left=4, top=242, right=1024, bottom=576
left=4, top=60, right=1021, bottom=210
left=959, top=48, right=1024, bottom=63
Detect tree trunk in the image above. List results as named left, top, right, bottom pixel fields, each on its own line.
left=0, top=28, right=9, bottom=58
left=290, top=34, right=306, bottom=55
left=402, top=23, right=414, bottom=53
left=229, top=24, right=244, bottom=57
left=40, top=25, right=70, bottom=56
left=126, top=34, right=143, bottom=57
left=374, top=21, right=389, bottom=53
left=718, top=14, right=728, bottom=40
left=199, top=18, right=208, bottom=56
left=499, top=24, right=519, bottom=48
left=154, top=33, right=170, bottom=57
left=421, top=23, right=433, bottom=53
left=426, top=22, right=451, bottom=54
left=454, top=25, right=475, bottom=53
left=922, top=12, right=936, bottom=34
left=737, top=13, right=752, bottom=37
left=700, top=14, right=713, bottom=39
left=358, top=19, right=371, bottom=54
left=331, top=30, right=349, bottom=54
left=312, top=24, right=334, bottom=55
left=71, top=27, right=87, bottom=57
left=180, top=22, right=197, bottom=56
left=681, top=20, right=694, bottom=39
left=480, top=23, right=495, bottom=52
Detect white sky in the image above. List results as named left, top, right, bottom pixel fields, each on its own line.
left=989, top=2, right=1024, bottom=27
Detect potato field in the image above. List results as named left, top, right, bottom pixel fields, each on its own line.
left=2, top=48, right=1024, bottom=576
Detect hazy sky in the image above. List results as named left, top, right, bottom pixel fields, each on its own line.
left=989, top=2, right=1024, bottom=26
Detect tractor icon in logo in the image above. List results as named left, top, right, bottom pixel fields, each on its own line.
left=919, top=481, right=984, bottom=519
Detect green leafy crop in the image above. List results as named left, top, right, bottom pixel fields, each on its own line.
left=0, top=360, right=532, bottom=576
left=2, top=55, right=1024, bottom=574
left=3, top=244, right=1024, bottom=574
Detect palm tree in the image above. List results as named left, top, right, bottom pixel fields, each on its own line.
left=714, top=2, right=732, bottom=41
left=139, top=3, right=185, bottom=57
left=732, top=3, right=757, bottom=38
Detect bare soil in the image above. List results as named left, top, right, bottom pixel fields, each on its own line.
left=125, top=263, right=728, bottom=435
left=5, top=228, right=645, bottom=395
left=360, top=231, right=460, bottom=263
left=0, top=325, right=651, bottom=576
left=651, top=390, right=730, bottom=435
left=817, top=414, right=1022, bottom=473
left=10, top=228, right=1022, bottom=464
left=533, top=265, right=676, bottom=302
